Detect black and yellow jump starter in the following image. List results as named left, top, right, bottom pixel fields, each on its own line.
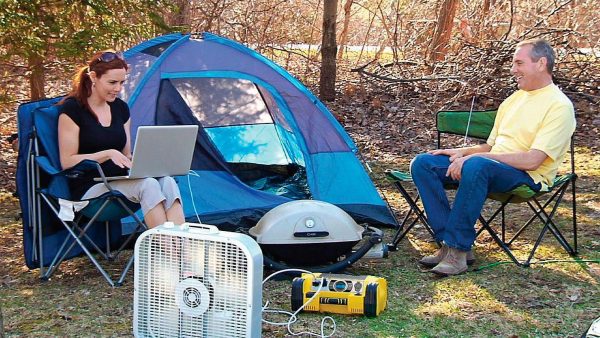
left=291, top=273, right=387, bottom=317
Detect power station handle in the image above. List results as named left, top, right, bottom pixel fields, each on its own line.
left=319, top=298, right=348, bottom=305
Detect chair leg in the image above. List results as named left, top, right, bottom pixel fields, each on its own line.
left=501, top=205, right=506, bottom=243
left=39, top=191, right=148, bottom=287
left=477, top=197, right=536, bottom=266
left=507, top=186, right=568, bottom=245
left=43, top=226, right=116, bottom=287
left=506, top=197, right=555, bottom=245
left=27, top=145, right=39, bottom=265
left=528, top=190, right=576, bottom=256
left=571, top=176, right=578, bottom=254
left=72, top=214, right=110, bottom=260
left=478, top=215, right=529, bottom=267
left=523, top=208, right=574, bottom=266
left=387, top=182, right=438, bottom=251
left=44, top=199, right=110, bottom=261
left=395, top=183, right=432, bottom=234
left=109, top=198, right=147, bottom=259
left=116, top=253, right=136, bottom=287
left=475, top=199, right=510, bottom=243
left=388, top=209, right=418, bottom=251
left=506, top=210, right=537, bottom=246
left=105, top=221, right=112, bottom=259
left=475, top=190, right=573, bottom=266
left=36, top=192, right=47, bottom=278
left=39, top=195, right=118, bottom=286
left=506, top=182, right=576, bottom=266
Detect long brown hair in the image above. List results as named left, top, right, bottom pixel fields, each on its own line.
left=59, top=50, right=128, bottom=115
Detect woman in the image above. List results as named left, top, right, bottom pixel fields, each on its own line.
left=58, top=50, right=185, bottom=228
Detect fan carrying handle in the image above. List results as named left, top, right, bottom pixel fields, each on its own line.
left=181, top=222, right=220, bottom=234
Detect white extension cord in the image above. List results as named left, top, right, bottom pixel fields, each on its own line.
left=262, top=269, right=336, bottom=338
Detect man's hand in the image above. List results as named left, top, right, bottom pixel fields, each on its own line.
left=428, top=148, right=464, bottom=162
left=446, top=155, right=471, bottom=180
left=428, top=148, right=467, bottom=180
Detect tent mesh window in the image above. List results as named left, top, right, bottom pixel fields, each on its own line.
left=166, top=77, right=310, bottom=200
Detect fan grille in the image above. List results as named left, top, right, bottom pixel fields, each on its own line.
left=135, top=232, right=253, bottom=337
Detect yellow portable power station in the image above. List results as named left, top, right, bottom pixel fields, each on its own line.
left=291, top=273, right=387, bottom=317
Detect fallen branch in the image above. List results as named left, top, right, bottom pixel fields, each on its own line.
left=355, top=68, right=459, bottom=83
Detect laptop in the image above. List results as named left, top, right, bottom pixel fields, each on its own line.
left=95, top=125, right=199, bottom=181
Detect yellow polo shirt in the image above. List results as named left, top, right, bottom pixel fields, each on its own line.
left=487, top=84, right=576, bottom=191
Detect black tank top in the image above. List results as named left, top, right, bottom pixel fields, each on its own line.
left=59, top=97, right=130, bottom=199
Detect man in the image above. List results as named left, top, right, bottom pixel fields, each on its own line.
left=410, top=39, right=576, bottom=276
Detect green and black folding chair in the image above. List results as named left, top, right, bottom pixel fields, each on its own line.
left=387, top=110, right=578, bottom=267
left=385, top=169, right=435, bottom=250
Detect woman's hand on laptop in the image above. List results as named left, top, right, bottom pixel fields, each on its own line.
left=106, top=149, right=132, bottom=168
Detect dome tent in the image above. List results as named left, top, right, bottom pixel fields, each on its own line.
left=120, top=32, right=396, bottom=229
left=15, top=32, right=396, bottom=270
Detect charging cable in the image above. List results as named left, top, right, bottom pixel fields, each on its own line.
left=463, top=94, right=477, bottom=146
left=186, top=170, right=202, bottom=223
left=474, top=258, right=600, bottom=271
left=262, top=269, right=336, bottom=337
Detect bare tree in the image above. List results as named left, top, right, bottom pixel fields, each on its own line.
left=164, top=0, right=191, bottom=28
left=0, top=302, right=4, bottom=338
left=429, top=0, right=460, bottom=62
left=320, top=0, right=339, bottom=101
left=483, top=0, right=496, bottom=15
left=190, top=0, right=236, bottom=32
left=28, top=53, right=46, bottom=100
left=337, top=0, right=354, bottom=61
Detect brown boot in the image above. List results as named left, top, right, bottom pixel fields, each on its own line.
left=430, top=247, right=468, bottom=276
left=419, top=245, right=475, bottom=267
left=419, top=245, right=448, bottom=267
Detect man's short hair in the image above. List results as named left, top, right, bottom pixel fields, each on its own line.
left=516, top=39, right=556, bottom=73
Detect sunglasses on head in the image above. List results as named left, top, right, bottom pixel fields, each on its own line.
left=97, top=51, right=124, bottom=63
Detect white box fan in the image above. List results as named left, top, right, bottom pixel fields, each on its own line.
left=133, top=223, right=263, bottom=338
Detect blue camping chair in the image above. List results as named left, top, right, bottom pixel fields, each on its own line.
left=19, top=98, right=146, bottom=286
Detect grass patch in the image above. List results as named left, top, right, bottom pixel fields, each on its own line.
left=1, top=146, right=599, bottom=337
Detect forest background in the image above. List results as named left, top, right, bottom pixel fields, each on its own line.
left=0, top=0, right=598, bottom=337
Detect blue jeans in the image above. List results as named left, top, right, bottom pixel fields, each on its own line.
left=410, top=154, right=541, bottom=251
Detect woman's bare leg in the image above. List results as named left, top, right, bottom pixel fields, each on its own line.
left=166, top=200, right=185, bottom=225
left=144, top=203, right=167, bottom=228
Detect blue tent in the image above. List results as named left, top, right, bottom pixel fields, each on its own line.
left=16, top=33, right=397, bottom=269
left=119, top=32, right=395, bottom=229
left=16, top=33, right=396, bottom=268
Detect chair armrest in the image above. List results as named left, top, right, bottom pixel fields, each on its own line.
left=69, top=160, right=117, bottom=192
left=35, top=157, right=102, bottom=178
left=36, top=158, right=116, bottom=192
left=57, top=159, right=100, bottom=179
left=68, top=159, right=102, bottom=176
left=385, top=169, right=413, bottom=182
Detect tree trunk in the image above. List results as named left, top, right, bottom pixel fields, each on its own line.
left=28, top=54, right=46, bottom=100
left=429, top=0, right=459, bottom=62
left=165, top=0, right=190, bottom=28
left=483, top=0, right=496, bottom=15
left=0, top=302, right=4, bottom=338
left=478, top=0, right=496, bottom=40
left=337, top=0, right=353, bottom=61
left=320, top=0, right=338, bottom=102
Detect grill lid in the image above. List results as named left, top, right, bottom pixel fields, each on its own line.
left=249, top=200, right=363, bottom=244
